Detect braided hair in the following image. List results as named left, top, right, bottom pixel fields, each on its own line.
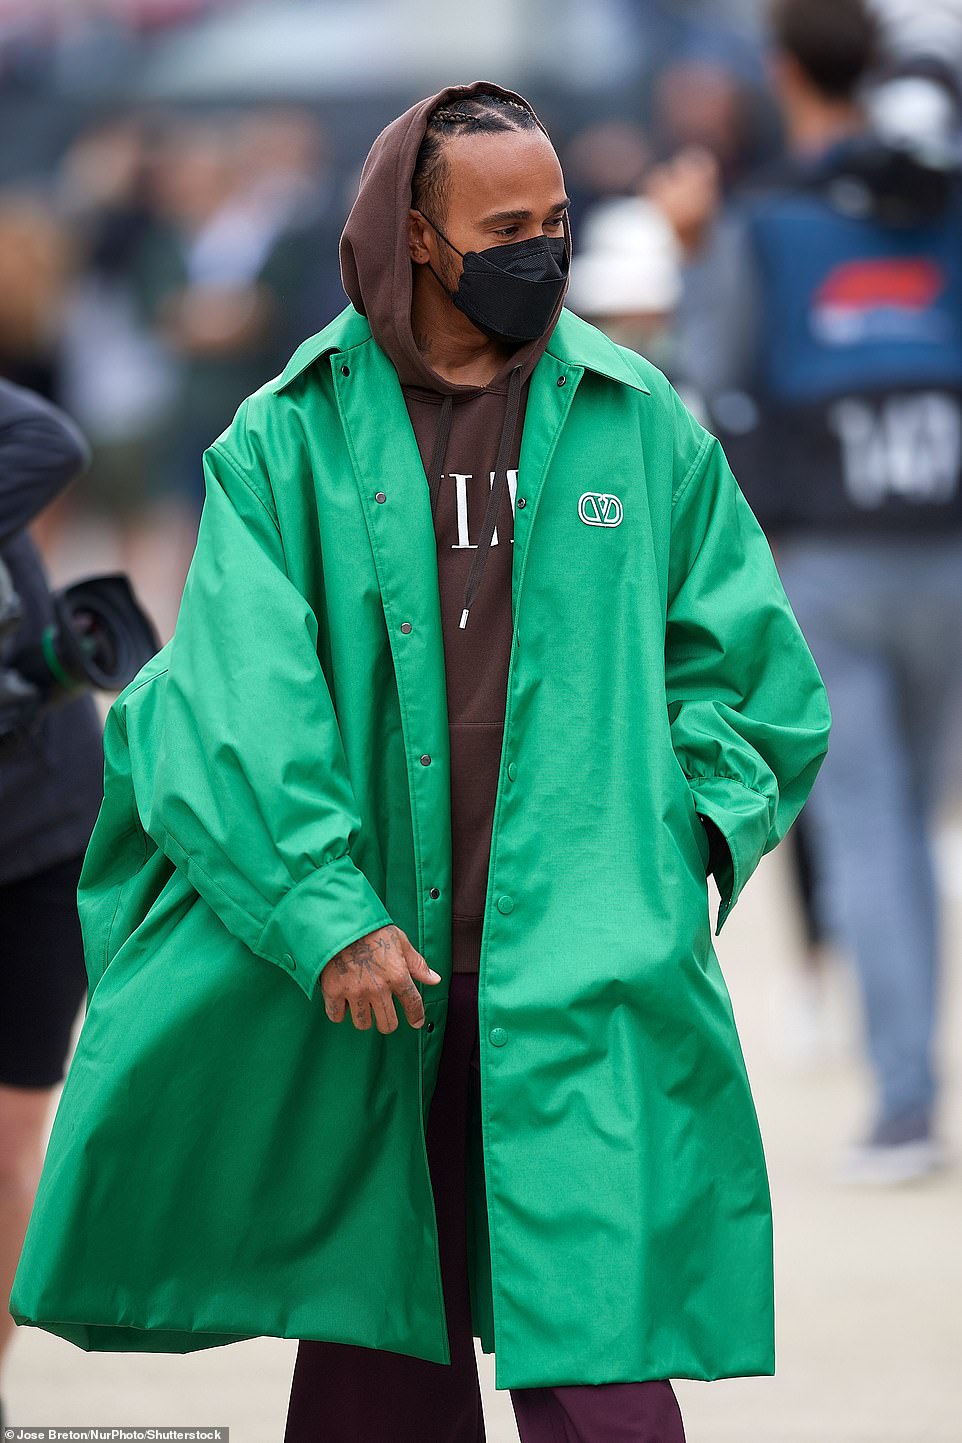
left=412, top=90, right=539, bottom=222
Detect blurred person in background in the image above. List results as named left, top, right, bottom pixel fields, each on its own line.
left=641, top=40, right=759, bottom=323
left=562, top=119, right=652, bottom=233
left=0, top=194, right=71, bottom=406
left=240, top=106, right=367, bottom=350
left=129, top=112, right=327, bottom=539
left=562, top=112, right=723, bottom=311
left=644, top=142, right=723, bottom=261
left=53, top=115, right=182, bottom=641
left=683, top=0, right=962, bottom=1182
left=650, top=50, right=765, bottom=191
left=50, top=107, right=341, bottom=646
left=0, top=380, right=102, bottom=1431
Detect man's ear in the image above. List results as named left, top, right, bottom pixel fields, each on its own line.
left=407, top=209, right=432, bottom=265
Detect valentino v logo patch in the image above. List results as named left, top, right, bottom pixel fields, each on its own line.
left=578, top=491, right=624, bottom=527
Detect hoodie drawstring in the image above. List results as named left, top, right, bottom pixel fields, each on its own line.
left=427, top=394, right=455, bottom=520
left=458, top=364, right=522, bottom=630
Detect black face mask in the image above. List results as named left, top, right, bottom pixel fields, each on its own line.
left=416, top=210, right=569, bottom=346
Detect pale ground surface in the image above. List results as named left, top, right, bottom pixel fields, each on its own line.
left=6, top=780, right=962, bottom=1439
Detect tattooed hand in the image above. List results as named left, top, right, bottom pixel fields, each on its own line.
left=320, top=924, right=442, bottom=1032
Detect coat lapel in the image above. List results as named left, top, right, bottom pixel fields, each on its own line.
left=333, top=336, right=446, bottom=676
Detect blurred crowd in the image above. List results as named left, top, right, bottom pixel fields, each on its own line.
left=2, top=104, right=349, bottom=629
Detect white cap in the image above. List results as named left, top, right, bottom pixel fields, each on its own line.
left=567, top=196, right=683, bottom=318
left=867, top=74, right=962, bottom=170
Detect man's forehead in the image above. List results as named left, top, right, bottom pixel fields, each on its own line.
left=443, top=128, right=565, bottom=207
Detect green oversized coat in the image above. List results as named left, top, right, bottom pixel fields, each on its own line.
left=10, top=305, right=831, bottom=1389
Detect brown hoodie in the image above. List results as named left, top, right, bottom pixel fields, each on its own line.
left=340, top=82, right=569, bottom=974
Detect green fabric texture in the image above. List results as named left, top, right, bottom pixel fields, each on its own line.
left=10, top=306, right=830, bottom=1389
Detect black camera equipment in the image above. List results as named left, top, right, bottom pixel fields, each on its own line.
left=0, top=560, right=160, bottom=749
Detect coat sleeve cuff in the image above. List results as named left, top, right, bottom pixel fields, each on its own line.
left=686, top=773, right=775, bottom=936
left=254, top=853, right=396, bottom=1000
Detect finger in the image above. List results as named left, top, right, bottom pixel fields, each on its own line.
left=370, top=991, right=399, bottom=1035
left=348, top=997, right=373, bottom=1030
left=392, top=974, right=426, bottom=1029
left=405, top=948, right=442, bottom=985
left=324, top=993, right=347, bottom=1024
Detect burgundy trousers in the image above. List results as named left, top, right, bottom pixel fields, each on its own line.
left=284, top=972, right=687, bottom=1443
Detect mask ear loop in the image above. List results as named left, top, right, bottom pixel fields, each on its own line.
left=415, top=209, right=466, bottom=299
left=415, top=209, right=464, bottom=258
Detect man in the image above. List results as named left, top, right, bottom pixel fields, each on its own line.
left=10, top=84, right=830, bottom=1442
left=682, top=0, right=962, bottom=1185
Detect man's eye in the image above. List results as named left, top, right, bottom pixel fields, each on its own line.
left=494, top=226, right=519, bottom=238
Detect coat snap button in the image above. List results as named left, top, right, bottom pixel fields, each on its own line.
left=400, top=622, right=412, bottom=633
left=507, top=761, right=518, bottom=781
left=281, top=952, right=296, bottom=972
left=496, top=895, right=514, bottom=914
left=426, top=1020, right=435, bottom=1033
left=517, top=497, right=526, bottom=508
left=341, top=364, right=350, bottom=376
left=557, top=375, right=566, bottom=386
left=489, top=1026, right=508, bottom=1046
left=420, top=753, right=431, bottom=766
left=375, top=491, right=387, bottom=503
left=429, top=886, right=440, bottom=899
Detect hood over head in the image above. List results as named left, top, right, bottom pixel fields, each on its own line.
left=339, top=80, right=570, bottom=393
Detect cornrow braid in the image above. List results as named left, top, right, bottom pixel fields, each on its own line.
left=430, top=94, right=532, bottom=127
left=412, top=90, right=539, bottom=223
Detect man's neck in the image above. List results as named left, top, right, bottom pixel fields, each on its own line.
left=410, top=269, right=511, bottom=387
left=783, top=91, right=865, bottom=160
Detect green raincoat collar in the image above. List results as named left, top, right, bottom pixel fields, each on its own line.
left=268, top=305, right=652, bottom=397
